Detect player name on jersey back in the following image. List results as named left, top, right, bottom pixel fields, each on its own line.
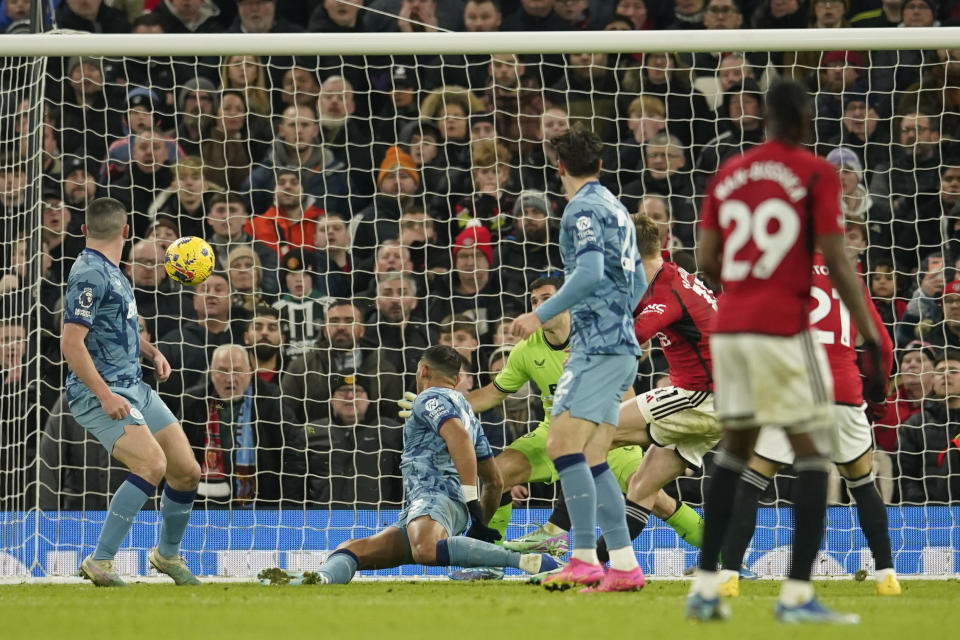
left=700, top=140, right=844, bottom=336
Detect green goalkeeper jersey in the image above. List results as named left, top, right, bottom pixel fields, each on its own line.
left=493, top=329, right=569, bottom=430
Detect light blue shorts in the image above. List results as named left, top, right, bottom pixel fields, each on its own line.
left=66, top=381, right=178, bottom=453
left=392, top=491, right=468, bottom=537
left=552, top=352, right=638, bottom=426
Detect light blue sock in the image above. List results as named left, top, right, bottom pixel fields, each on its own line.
left=317, top=550, right=359, bottom=584
left=158, top=485, right=196, bottom=558
left=553, top=453, right=596, bottom=550
left=93, top=474, right=154, bottom=561
left=435, top=538, right=522, bottom=569
left=593, top=464, right=631, bottom=550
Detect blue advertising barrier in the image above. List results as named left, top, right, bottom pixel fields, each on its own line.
left=1, top=506, right=957, bottom=578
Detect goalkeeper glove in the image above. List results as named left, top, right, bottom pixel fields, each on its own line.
left=465, top=500, right=501, bottom=543
left=398, top=391, right=417, bottom=420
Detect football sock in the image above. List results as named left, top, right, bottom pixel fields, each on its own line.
left=553, top=454, right=597, bottom=559
left=593, top=463, right=637, bottom=570
left=846, top=473, right=894, bottom=571
left=720, top=468, right=769, bottom=570
left=596, top=499, right=650, bottom=563
left=489, top=493, right=513, bottom=542
left=779, top=578, right=815, bottom=607
left=788, top=457, right=830, bottom=583
left=317, top=549, right=358, bottom=584
left=698, top=450, right=746, bottom=572
left=664, top=502, right=705, bottom=549
left=93, top=474, right=155, bottom=561
left=158, top=485, right=196, bottom=558
left=546, top=489, right=571, bottom=531
left=435, top=538, right=521, bottom=569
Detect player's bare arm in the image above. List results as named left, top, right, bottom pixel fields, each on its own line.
left=477, top=456, right=504, bottom=522
left=139, top=335, right=171, bottom=383
left=439, top=416, right=500, bottom=542
left=61, top=323, right=130, bottom=420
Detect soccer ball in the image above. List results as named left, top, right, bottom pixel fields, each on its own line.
left=164, top=236, right=215, bottom=286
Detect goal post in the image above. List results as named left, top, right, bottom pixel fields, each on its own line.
left=1, top=28, right=959, bottom=580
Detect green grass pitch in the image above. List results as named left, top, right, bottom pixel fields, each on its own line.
left=1, top=580, right=956, bottom=640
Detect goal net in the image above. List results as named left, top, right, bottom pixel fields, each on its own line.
left=2, top=27, right=959, bottom=580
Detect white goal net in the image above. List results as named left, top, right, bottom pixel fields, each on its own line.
left=1, top=25, right=959, bottom=579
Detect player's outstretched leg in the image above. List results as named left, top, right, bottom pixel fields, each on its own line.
left=149, top=422, right=202, bottom=586
left=841, top=468, right=899, bottom=595
left=81, top=426, right=165, bottom=587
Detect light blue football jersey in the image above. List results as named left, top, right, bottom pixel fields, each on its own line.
left=401, top=386, right=493, bottom=503
left=63, top=248, right=142, bottom=390
left=559, top=181, right=646, bottom=355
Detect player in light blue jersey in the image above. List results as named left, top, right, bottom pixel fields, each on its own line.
left=259, top=346, right=559, bottom=585
left=62, top=198, right=201, bottom=587
left=513, top=127, right=647, bottom=592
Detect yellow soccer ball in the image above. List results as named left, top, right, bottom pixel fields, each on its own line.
left=164, top=236, right=215, bottom=286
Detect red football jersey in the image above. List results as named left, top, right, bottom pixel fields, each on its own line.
left=809, top=254, right=893, bottom=405
left=634, top=262, right=717, bottom=392
left=700, top=140, right=845, bottom=336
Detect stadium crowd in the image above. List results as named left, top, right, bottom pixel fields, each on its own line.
left=2, top=0, right=960, bottom=511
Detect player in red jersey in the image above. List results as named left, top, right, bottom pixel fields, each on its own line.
left=688, top=80, right=885, bottom=624
left=715, top=217, right=900, bottom=597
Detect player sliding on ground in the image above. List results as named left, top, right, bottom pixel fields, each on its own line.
left=689, top=80, right=886, bottom=624
left=61, top=197, right=201, bottom=587
left=510, top=127, right=647, bottom=592
left=400, top=277, right=707, bottom=581
left=717, top=220, right=900, bottom=597
left=259, top=346, right=560, bottom=585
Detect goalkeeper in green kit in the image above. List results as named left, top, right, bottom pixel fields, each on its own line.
left=401, top=277, right=705, bottom=581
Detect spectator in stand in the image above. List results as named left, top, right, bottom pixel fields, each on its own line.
left=874, top=340, right=938, bottom=452
left=682, top=5, right=769, bottom=78
left=220, top=55, right=272, bottom=120
left=200, top=89, right=270, bottom=193
left=898, top=165, right=960, bottom=273
left=158, top=272, right=241, bottom=400
left=276, top=65, right=321, bottom=113
left=622, top=52, right=715, bottom=151
left=360, top=0, right=462, bottom=31
left=419, top=88, right=482, bottom=199
left=520, top=106, right=568, bottom=205
left=428, top=224, right=503, bottom=337
left=126, top=239, right=188, bottom=340
left=372, top=65, right=422, bottom=149
left=870, top=0, right=940, bottom=114
left=783, top=0, right=852, bottom=83
left=852, top=0, right=903, bottom=26
left=547, top=52, right=619, bottom=141
left=309, top=0, right=365, bottom=31
left=898, top=48, right=960, bottom=144
left=60, top=155, right=98, bottom=228
left=149, top=156, right=220, bottom=239
left=666, top=0, right=705, bottom=28
left=501, top=0, right=568, bottom=30
left=695, top=79, right=765, bottom=192
left=100, top=130, right=174, bottom=238
left=927, top=280, right=960, bottom=350
left=871, top=112, right=943, bottom=248
left=823, top=89, right=892, bottom=185
left=272, top=249, right=328, bottom=357
left=57, top=56, right=124, bottom=168
left=0, top=316, right=37, bottom=508
left=824, top=148, right=887, bottom=263
left=453, top=140, right=519, bottom=237
left=151, top=0, right=223, bottom=33
left=623, top=132, right=698, bottom=247
left=399, top=121, right=449, bottom=215
left=145, top=216, right=180, bottom=252
left=0, top=166, right=26, bottom=220
left=283, top=298, right=403, bottom=423
left=397, top=205, right=449, bottom=277
left=172, top=77, right=218, bottom=157
left=182, top=344, right=305, bottom=508
left=870, top=259, right=908, bottom=344
left=304, top=372, right=404, bottom=508
left=899, top=255, right=947, bottom=345
left=244, top=103, right=347, bottom=215
left=500, top=190, right=562, bottom=298
left=41, top=192, right=83, bottom=285
left=230, top=0, right=304, bottom=93
left=227, top=246, right=269, bottom=318
left=462, top=0, right=502, bottom=31
left=204, top=192, right=279, bottom=292
left=101, top=88, right=184, bottom=185
left=369, top=271, right=429, bottom=386
left=246, top=167, right=325, bottom=255
left=317, top=76, right=374, bottom=202
left=814, top=51, right=866, bottom=147
left=353, top=146, right=421, bottom=263
left=637, top=194, right=685, bottom=260
left=243, top=304, right=285, bottom=386
left=751, top=0, right=808, bottom=30
left=554, top=0, right=592, bottom=28
left=437, top=314, right=482, bottom=382
left=899, top=350, right=960, bottom=504
left=355, top=240, right=417, bottom=304
left=56, top=0, right=130, bottom=32
left=602, top=95, right=666, bottom=191
left=309, top=212, right=356, bottom=298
